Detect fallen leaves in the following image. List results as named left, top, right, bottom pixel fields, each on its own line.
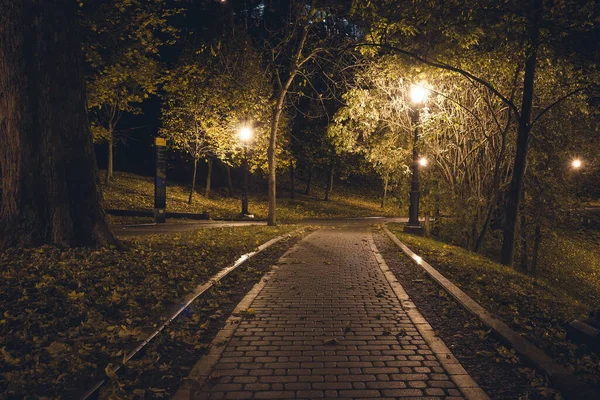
left=0, top=225, right=297, bottom=397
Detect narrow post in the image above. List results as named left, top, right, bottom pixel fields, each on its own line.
left=241, top=147, right=249, bottom=215
left=404, top=108, right=424, bottom=235
left=154, top=137, right=167, bottom=223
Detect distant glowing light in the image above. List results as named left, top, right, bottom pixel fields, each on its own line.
left=418, top=157, right=428, bottom=167
left=572, top=158, right=582, bottom=169
left=239, top=127, right=253, bottom=142
left=410, top=83, right=429, bottom=104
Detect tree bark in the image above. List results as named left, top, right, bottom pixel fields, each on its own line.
left=205, top=157, right=213, bottom=199
left=106, top=132, right=114, bottom=184
left=290, top=164, right=295, bottom=199
left=268, top=88, right=289, bottom=226
left=324, top=166, right=334, bottom=201
left=501, top=0, right=541, bottom=266
left=226, top=164, right=234, bottom=197
left=0, top=0, right=117, bottom=247
left=188, top=158, right=198, bottom=204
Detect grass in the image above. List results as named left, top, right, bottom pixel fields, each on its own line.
left=0, top=225, right=301, bottom=397
left=386, top=223, right=600, bottom=387
left=102, top=171, right=399, bottom=222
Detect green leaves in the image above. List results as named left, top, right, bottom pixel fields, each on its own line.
left=160, top=31, right=273, bottom=173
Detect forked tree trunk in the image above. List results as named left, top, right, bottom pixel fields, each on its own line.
left=290, top=164, right=295, bottom=199
left=324, top=166, right=334, bottom=201
left=226, top=164, right=233, bottom=197
left=188, top=158, right=198, bottom=204
left=0, top=0, right=117, bottom=247
left=205, top=157, right=213, bottom=198
left=305, top=169, right=312, bottom=195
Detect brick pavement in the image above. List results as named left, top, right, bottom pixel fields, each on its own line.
left=178, top=227, right=487, bottom=399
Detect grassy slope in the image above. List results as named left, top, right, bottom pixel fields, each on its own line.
left=386, top=224, right=600, bottom=386
left=102, top=171, right=398, bottom=221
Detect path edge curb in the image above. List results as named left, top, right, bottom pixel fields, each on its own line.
left=382, top=224, right=600, bottom=400
left=173, top=231, right=315, bottom=400
left=367, top=231, right=490, bottom=400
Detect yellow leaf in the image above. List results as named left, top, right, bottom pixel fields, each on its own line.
left=0, top=347, right=21, bottom=366
left=68, top=290, right=84, bottom=301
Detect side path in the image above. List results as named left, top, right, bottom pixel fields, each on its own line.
left=176, top=227, right=489, bottom=399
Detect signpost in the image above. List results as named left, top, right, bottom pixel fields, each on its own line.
left=154, top=137, right=167, bottom=223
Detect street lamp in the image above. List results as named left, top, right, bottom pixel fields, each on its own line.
left=238, top=126, right=253, bottom=216
left=572, top=158, right=582, bottom=169
left=404, top=83, right=429, bottom=235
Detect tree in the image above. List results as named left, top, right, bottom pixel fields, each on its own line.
left=328, top=56, right=419, bottom=209
left=0, top=0, right=117, bottom=247
left=82, top=0, right=177, bottom=183
left=245, top=0, right=355, bottom=225
left=354, top=0, right=598, bottom=265
left=161, top=30, right=272, bottom=204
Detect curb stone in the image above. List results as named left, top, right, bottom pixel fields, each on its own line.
left=382, top=224, right=600, bottom=400
left=368, top=231, right=490, bottom=400
left=172, top=236, right=308, bottom=400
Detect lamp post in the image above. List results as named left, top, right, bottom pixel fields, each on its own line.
left=404, top=83, right=429, bottom=235
left=239, top=126, right=253, bottom=216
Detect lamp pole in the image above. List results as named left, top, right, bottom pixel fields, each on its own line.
left=239, top=126, right=253, bottom=216
left=404, top=83, right=428, bottom=235
left=241, top=145, right=250, bottom=215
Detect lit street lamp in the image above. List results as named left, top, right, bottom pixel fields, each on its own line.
left=572, top=158, right=582, bottom=169
left=239, top=126, right=253, bottom=216
left=404, top=83, right=429, bottom=235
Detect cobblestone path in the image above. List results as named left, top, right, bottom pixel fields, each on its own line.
left=181, top=227, right=486, bottom=399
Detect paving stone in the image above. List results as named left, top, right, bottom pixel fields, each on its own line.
left=190, top=228, right=476, bottom=400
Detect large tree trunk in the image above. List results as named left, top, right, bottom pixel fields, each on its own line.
left=188, top=158, right=198, bottom=205
left=0, top=0, right=117, bottom=248
left=205, top=157, right=213, bottom=199
left=501, top=0, right=541, bottom=266
left=305, top=169, right=312, bottom=195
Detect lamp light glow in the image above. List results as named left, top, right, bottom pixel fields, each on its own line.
left=410, top=84, right=428, bottom=104
left=572, top=158, right=582, bottom=169
left=418, top=157, right=428, bottom=167
left=239, top=127, right=253, bottom=142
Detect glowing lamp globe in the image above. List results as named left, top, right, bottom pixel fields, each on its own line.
left=418, top=157, right=428, bottom=167
left=572, top=159, right=582, bottom=169
left=410, top=84, right=428, bottom=104
left=239, top=127, right=253, bottom=142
